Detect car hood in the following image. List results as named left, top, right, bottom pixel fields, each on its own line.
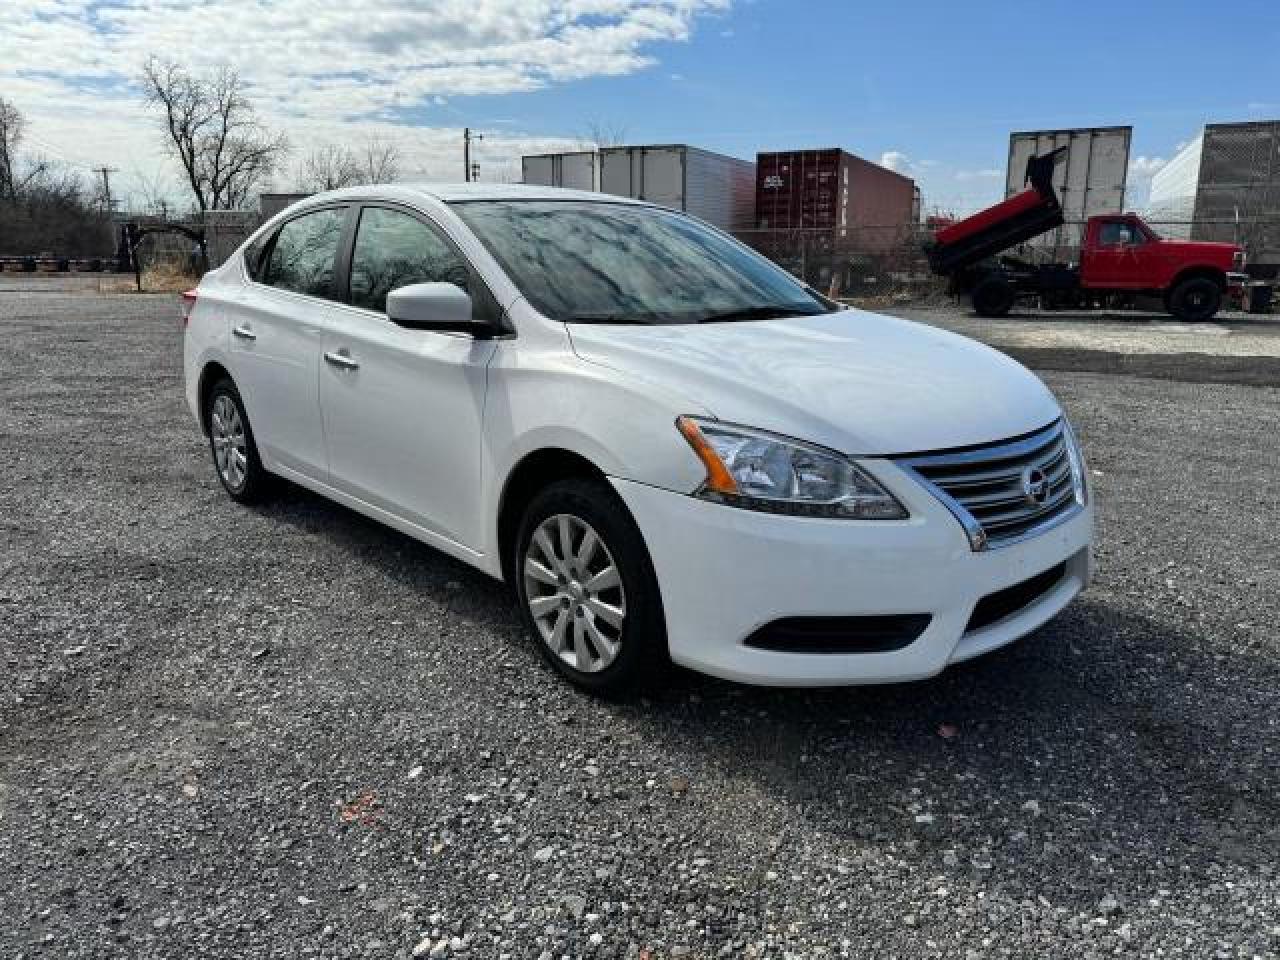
left=566, top=309, right=1062, bottom=455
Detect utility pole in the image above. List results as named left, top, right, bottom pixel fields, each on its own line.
left=94, top=166, right=118, bottom=216
left=463, top=128, right=483, bottom=182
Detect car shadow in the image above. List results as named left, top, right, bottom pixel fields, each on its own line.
left=254, top=480, right=1280, bottom=912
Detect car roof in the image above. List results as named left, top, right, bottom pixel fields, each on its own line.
left=300, top=182, right=647, bottom=206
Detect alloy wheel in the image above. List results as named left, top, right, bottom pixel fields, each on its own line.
left=523, top=513, right=626, bottom=673
left=210, top=394, right=248, bottom=492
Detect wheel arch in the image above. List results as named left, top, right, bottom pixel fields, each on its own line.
left=197, top=360, right=234, bottom=435
left=1170, top=265, right=1227, bottom=293
left=496, top=448, right=613, bottom=585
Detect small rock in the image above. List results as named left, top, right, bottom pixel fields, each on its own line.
left=914, top=813, right=935, bottom=824
left=408, top=765, right=424, bottom=780
left=250, top=646, right=269, bottom=659
left=1022, top=799, right=1042, bottom=816
left=181, top=783, right=198, bottom=798
left=429, top=939, right=449, bottom=958
left=562, top=895, right=586, bottom=919
left=62, top=645, right=87, bottom=657
left=412, top=937, right=434, bottom=957
left=1098, top=894, right=1122, bottom=916
left=532, top=845, right=555, bottom=862
left=671, top=776, right=690, bottom=795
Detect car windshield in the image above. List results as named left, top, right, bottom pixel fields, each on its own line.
left=450, top=199, right=834, bottom=324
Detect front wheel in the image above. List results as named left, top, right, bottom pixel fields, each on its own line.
left=513, top=478, right=667, bottom=695
left=1167, top=276, right=1222, bottom=322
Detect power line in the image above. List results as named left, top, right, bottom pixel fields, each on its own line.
left=464, top=127, right=484, bottom=182
left=94, top=166, right=119, bottom=214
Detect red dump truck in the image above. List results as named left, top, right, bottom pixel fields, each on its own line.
left=926, top=148, right=1248, bottom=321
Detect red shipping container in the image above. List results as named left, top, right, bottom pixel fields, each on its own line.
left=755, top=148, right=916, bottom=253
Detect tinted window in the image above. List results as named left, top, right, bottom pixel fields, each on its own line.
left=349, top=207, right=469, bottom=313
left=263, top=208, right=346, bottom=297
left=451, top=200, right=830, bottom=325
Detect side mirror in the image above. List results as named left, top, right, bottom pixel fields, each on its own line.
left=385, top=282, right=485, bottom=334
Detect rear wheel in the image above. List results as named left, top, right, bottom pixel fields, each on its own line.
left=205, top=378, right=271, bottom=503
left=972, top=279, right=1015, bottom=318
left=1167, top=276, right=1222, bottom=322
left=513, top=478, right=666, bottom=695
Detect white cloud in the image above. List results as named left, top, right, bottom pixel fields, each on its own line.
left=880, top=150, right=912, bottom=174
left=0, top=0, right=730, bottom=206
left=955, top=168, right=1002, bottom=181
left=1129, top=156, right=1167, bottom=180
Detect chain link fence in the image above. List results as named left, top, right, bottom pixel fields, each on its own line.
left=734, top=216, right=1280, bottom=302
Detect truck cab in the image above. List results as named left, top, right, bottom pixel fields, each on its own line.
left=1080, top=214, right=1245, bottom=318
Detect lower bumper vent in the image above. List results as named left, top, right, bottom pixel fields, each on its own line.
left=745, top=614, right=931, bottom=654
left=965, top=562, right=1067, bottom=633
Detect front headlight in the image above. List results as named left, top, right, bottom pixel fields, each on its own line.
left=1063, top=418, right=1089, bottom=506
left=676, top=416, right=908, bottom=519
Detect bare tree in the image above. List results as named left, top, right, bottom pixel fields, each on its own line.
left=583, top=120, right=628, bottom=148
left=361, top=139, right=400, bottom=183
left=0, top=97, right=26, bottom=201
left=297, top=144, right=363, bottom=191
left=297, top=139, right=402, bottom=191
left=140, top=57, right=288, bottom=212
left=130, top=163, right=180, bottom=217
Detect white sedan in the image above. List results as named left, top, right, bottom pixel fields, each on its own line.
left=183, top=184, right=1092, bottom=693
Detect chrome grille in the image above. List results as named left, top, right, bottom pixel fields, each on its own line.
left=896, top=420, right=1082, bottom=550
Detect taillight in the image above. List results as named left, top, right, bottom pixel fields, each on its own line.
left=181, top=289, right=198, bottom=328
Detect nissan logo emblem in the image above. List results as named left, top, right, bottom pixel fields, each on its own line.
left=1020, top=466, right=1050, bottom=506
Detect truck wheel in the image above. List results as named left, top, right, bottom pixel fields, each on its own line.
left=1168, top=277, right=1221, bottom=322
left=972, top=280, right=1015, bottom=318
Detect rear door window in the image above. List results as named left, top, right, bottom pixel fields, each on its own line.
left=262, top=208, right=347, bottom=298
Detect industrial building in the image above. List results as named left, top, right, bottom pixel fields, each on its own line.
left=1148, top=121, right=1280, bottom=272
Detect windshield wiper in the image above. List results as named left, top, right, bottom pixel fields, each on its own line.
left=696, top=304, right=826, bottom=323
left=566, top=312, right=652, bottom=325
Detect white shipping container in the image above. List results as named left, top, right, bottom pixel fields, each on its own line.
left=521, top=152, right=599, bottom=190
left=598, top=145, right=756, bottom=231
left=1005, top=127, right=1132, bottom=258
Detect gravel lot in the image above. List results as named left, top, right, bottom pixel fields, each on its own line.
left=2, top=292, right=1279, bottom=959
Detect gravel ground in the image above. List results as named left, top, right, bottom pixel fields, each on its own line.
left=895, top=305, right=1280, bottom=388
left=2, top=292, right=1279, bottom=959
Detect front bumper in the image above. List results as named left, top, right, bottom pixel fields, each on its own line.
left=612, top=462, right=1093, bottom=686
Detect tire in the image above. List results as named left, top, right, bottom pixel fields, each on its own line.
left=513, top=477, right=667, bottom=695
left=972, top=279, right=1015, bottom=318
left=205, top=377, right=271, bottom=503
left=1167, top=276, right=1221, bottom=322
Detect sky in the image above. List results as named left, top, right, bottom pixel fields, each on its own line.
left=2, top=0, right=1278, bottom=214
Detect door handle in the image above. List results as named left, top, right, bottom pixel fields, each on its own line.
left=232, top=325, right=257, bottom=341
left=324, top=350, right=359, bottom=370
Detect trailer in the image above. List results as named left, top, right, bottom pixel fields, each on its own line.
left=521, top=152, right=600, bottom=191
left=598, top=145, right=756, bottom=231
left=926, top=150, right=1248, bottom=322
